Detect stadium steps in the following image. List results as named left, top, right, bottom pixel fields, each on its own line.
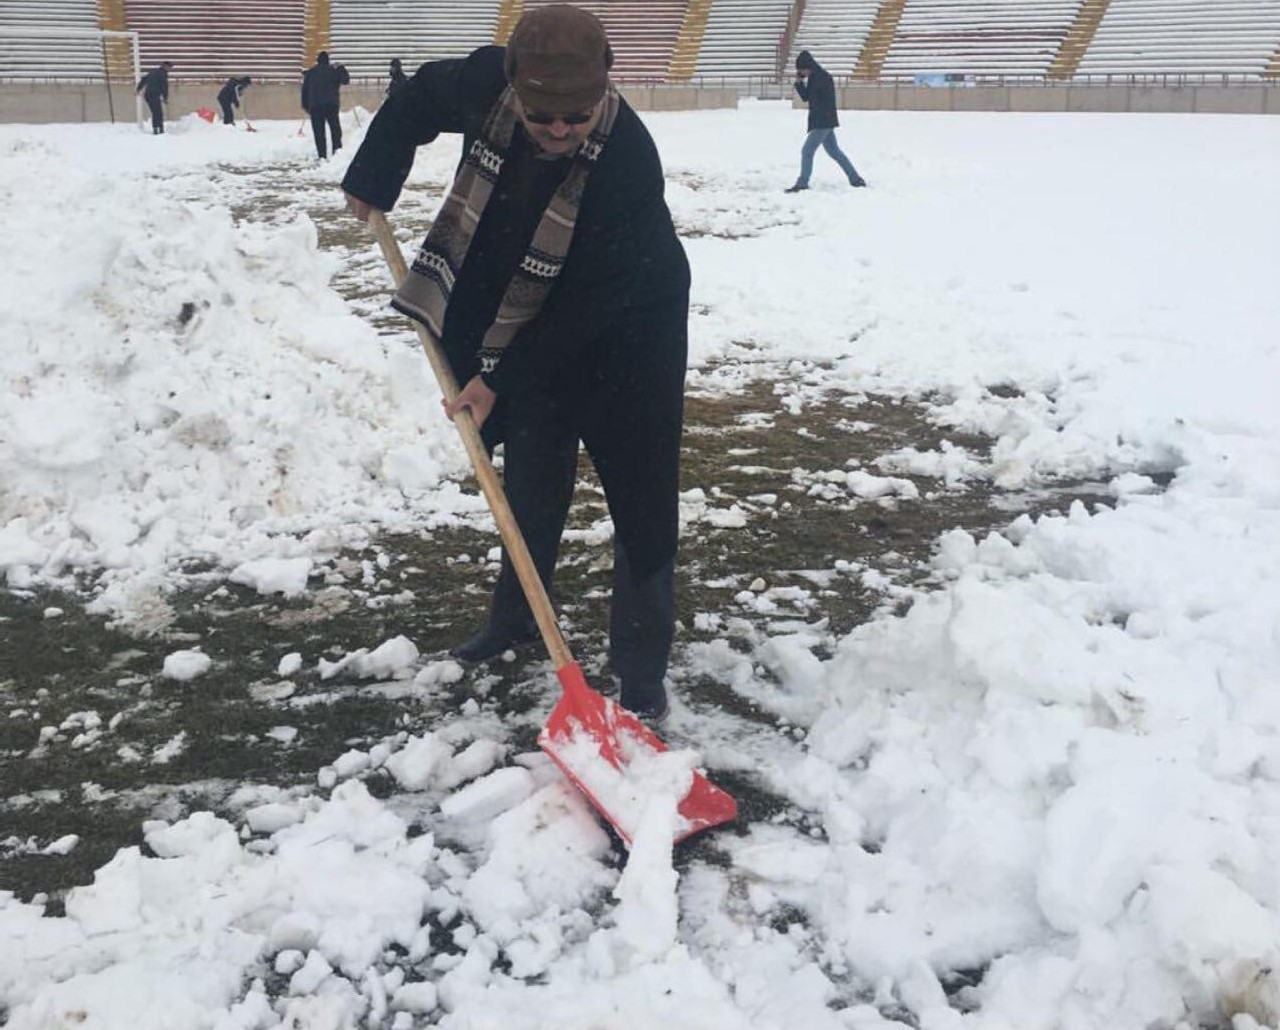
left=494, top=0, right=523, bottom=44
left=97, top=0, right=134, bottom=80
left=304, top=0, right=330, bottom=67
left=1048, top=0, right=1113, bottom=79
left=669, top=0, right=713, bottom=80
left=854, top=0, right=906, bottom=79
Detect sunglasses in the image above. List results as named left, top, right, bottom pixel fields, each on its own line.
left=522, top=109, right=595, bottom=126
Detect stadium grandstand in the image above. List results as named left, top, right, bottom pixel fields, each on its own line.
left=329, top=0, right=500, bottom=78
left=1, top=0, right=1277, bottom=86
left=0, top=0, right=107, bottom=80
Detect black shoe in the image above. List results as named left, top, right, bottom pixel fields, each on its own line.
left=628, top=700, right=670, bottom=729
left=784, top=184, right=809, bottom=193
left=448, top=623, right=540, bottom=665
left=850, top=177, right=868, bottom=188
left=621, top=682, right=669, bottom=727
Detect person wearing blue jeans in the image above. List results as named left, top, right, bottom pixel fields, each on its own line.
left=786, top=50, right=866, bottom=192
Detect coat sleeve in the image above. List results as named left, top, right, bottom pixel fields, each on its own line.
left=794, top=78, right=809, bottom=101
left=481, top=125, right=688, bottom=395
left=337, top=64, right=351, bottom=86
left=300, top=71, right=310, bottom=111
left=340, top=57, right=472, bottom=212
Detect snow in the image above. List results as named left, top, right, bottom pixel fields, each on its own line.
left=2, top=102, right=1280, bottom=1029
left=160, top=648, right=212, bottom=681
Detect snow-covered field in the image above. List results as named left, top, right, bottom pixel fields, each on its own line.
left=2, top=102, right=1279, bottom=1029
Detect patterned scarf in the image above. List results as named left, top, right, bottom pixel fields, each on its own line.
left=392, top=84, right=620, bottom=374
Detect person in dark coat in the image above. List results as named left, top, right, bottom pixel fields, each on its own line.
left=786, top=50, right=866, bottom=192
left=342, top=4, right=690, bottom=722
left=301, top=51, right=350, bottom=158
left=386, top=58, right=409, bottom=99
left=136, top=61, right=173, bottom=134
left=217, top=76, right=252, bottom=125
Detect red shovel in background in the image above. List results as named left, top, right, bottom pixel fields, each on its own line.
left=368, top=210, right=737, bottom=846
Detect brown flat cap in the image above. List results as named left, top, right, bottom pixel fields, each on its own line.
left=504, top=4, right=611, bottom=114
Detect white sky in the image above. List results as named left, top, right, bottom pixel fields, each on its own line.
left=2, top=101, right=1280, bottom=1029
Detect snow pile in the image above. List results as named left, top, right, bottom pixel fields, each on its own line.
left=0, top=130, right=462, bottom=614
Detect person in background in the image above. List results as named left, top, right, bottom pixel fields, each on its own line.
left=786, top=50, right=866, bottom=192
left=216, top=76, right=252, bottom=126
left=301, top=51, right=350, bottom=158
left=386, top=58, right=409, bottom=99
left=136, top=61, right=173, bottom=135
left=341, top=4, right=690, bottom=724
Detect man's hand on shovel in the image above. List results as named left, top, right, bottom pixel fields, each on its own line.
left=445, top=376, right=496, bottom=429
left=344, top=191, right=374, bottom=222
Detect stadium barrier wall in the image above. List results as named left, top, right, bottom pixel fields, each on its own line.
left=1, top=81, right=1275, bottom=124
left=838, top=83, right=1278, bottom=115
left=0, top=81, right=740, bottom=124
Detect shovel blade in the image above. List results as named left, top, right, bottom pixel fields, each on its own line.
left=539, top=664, right=738, bottom=846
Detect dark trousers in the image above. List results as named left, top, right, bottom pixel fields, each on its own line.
left=309, top=104, right=341, bottom=158
left=484, top=386, right=675, bottom=706
left=219, top=100, right=235, bottom=125
left=145, top=95, right=164, bottom=133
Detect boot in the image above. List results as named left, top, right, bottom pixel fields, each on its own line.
left=448, top=622, right=540, bottom=665
left=620, top=680, right=669, bottom=726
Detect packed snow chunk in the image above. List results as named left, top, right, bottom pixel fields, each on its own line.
left=461, top=785, right=614, bottom=936
left=413, top=659, right=465, bottom=687
left=41, top=834, right=79, bottom=855
left=245, top=801, right=305, bottom=834
left=440, top=766, right=537, bottom=822
left=439, top=739, right=507, bottom=789
left=608, top=793, right=680, bottom=964
left=321, top=636, right=420, bottom=681
left=289, top=949, right=334, bottom=995
left=332, top=748, right=372, bottom=780
left=277, top=651, right=303, bottom=676
left=735, top=836, right=832, bottom=884
left=353, top=635, right=419, bottom=678
left=161, top=648, right=212, bottom=681
left=845, top=469, right=920, bottom=500
left=229, top=556, right=313, bottom=597
left=385, top=733, right=453, bottom=791
left=390, top=980, right=438, bottom=1014
left=0, top=517, right=49, bottom=573
left=143, top=811, right=241, bottom=863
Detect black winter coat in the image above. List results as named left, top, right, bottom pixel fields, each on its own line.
left=795, top=62, right=839, bottom=131
left=386, top=67, right=410, bottom=98
left=342, top=46, right=691, bottom=578
left=302, top=62, right=349, bottom=110
left=217, top=79, right=243, bottom=108
left=137, top=66, right=169, bottom=101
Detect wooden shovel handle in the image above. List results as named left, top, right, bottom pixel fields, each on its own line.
left=367, top=209, right=574, bottom=669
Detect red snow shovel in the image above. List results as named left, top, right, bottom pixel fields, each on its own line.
left=368, top=210, right=737, bottom=846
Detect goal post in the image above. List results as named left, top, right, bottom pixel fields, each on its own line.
left=0, top=26, right=142, bottom=128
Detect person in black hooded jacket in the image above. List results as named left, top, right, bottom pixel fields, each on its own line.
left=136, top=61, right=173, bottom=134
left=301, top=51, right=350, bottom=158
left=786, top=50, right=866, bottom=192
left=217, top=76, right=252, bottom=125
left=341, top=5, right=689, bottom=722
left=386, top=58, right=409, bottom=99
